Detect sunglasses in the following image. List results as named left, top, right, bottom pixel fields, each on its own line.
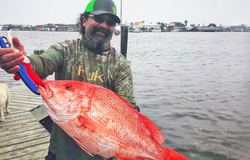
left=88, top=15, right=116, bottom=27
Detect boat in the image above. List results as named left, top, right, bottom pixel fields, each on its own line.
left=151, top=27, right=161, bottom=32
left=172, top=28, right=180, bottom=32
left=133, top=28, right=142, bottom=33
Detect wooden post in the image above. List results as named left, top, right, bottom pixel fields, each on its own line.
left=120, top=25, right=128, bottom=59
left=34, top=49, right=45, bottom=55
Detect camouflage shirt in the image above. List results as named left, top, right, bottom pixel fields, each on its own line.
left=30, top=38, right=139, bottom=160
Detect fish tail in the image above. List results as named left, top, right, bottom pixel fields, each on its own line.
left=163, top=147, right=189, bottom=160
left=116, top=147, right=189, bottom=160
left=116, top=158, right=143, bottom=160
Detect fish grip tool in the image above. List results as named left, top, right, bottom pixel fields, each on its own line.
left=0, top=33, right=43, bottom=95
left=0, top=36, right=9, bottom=48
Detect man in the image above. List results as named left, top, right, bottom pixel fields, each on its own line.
left=0, top=0, right=139, bottom=159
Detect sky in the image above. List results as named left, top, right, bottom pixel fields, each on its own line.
left=0, top=0, right=250, bottom=27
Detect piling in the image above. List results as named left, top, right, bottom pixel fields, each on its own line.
left=120, top=25, right=128, bottom=59
left=34, top=49, right=45, bottom=55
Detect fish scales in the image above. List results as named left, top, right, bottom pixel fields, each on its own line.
left=38, top=80, right=189, bottom=160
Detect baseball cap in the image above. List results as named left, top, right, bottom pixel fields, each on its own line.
left=84, top=0, right=120, bottom=23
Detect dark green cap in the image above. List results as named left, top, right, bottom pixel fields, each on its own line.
left=84, top=0, right=120, bottom=23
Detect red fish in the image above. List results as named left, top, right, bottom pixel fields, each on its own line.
left=38, top=80, right=189, bottom=160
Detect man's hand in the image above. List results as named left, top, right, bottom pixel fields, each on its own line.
left=0, top=37, right=26, bottom=74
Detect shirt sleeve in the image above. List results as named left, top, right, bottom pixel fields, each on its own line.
left=29, top=45, right=63, bottom=79
left=114, top=55, right=140, bottom=112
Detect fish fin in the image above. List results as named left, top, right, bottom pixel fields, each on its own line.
left=72, top=136, right=94, bottom=157
left=116, top=94, right=166, bottom=144
left=77, top=114, right=115, bottom=137
left=117, top=148, right=189, bottom=160
left=138, top=113, right=165, bottom=144
left=73, top=115, right=116, bottom=157
left=117, top=158, right=149, bottom=160
left=164, top=147, right=189, bottom=160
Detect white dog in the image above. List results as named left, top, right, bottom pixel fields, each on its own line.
left=0, top=83, right=10, bottom=122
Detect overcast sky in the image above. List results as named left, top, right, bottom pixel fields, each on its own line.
left=0, top=0, right=249, bottom=26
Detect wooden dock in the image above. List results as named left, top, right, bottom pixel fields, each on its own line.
left=0, top=84, right=50, bottom=160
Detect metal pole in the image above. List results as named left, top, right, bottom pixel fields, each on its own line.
left=120, top=0, right=122, bottom=23
left=120, top=25, right=128, bottom=58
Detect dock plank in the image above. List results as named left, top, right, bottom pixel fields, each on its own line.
left=0, top=130, right=49, bottom=147
left=0, top=127, right=48, bottom=143
left=0, top=136, right=50, bottom=154
left=0, top=121, right=42, bottom=133
left=0, top=122, right=45, bottom=137
left=0, top=84, right=50, bottom=160
left=0, top=142, right=49, bottom=160
left=10, top=150, right=49, bottom=160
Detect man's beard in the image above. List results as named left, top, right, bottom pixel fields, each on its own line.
left=85, top=26, right=111, bottom=52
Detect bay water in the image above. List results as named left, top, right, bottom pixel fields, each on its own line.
left=0, top=31, right=249, bottom=160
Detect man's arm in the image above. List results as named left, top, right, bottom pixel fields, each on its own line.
left=29, top=46, right=63, bottom=79
left=114, top=58, right=140, bottom=112
left=29, top=55, right=57, bottom=79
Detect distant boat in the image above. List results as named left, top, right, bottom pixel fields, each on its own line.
left=151, top=27, right=161, bottom=32
left=133, top=28, right=142, bottom=33
left=172, top=28, right=180, bottom=32
left=67, top=28, right=74, bottom=32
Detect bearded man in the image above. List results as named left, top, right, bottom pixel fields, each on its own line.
left=0, top=0, right=139, bottom=159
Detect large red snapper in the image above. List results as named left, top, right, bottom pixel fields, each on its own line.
left=38, top=80, right=189, bottom=160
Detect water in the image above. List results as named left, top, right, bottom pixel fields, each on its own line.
left=0, top=31, right=250, bottom=160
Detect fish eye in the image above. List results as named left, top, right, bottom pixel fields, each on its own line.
left=65, top=84, right=72, bottom=90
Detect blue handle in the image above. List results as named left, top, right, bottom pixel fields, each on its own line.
left=0, top=36, right=40, bottom=95
left=0, top=36, right=7, bottom=48
left=17, top=64, right=40, bottom=95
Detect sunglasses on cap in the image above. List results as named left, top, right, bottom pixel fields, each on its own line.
left=88, top=15, right=116, bottom=27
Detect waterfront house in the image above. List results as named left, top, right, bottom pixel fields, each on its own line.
left=1, top=24, right=21, bottom=31
left=56, top=24, right=67, bottom=32
left=1, top=24, right=12, bottom=31
left=20, top=24, right=31, bottom=31
left=46, top=23, right=56, bottom=31
left=230, top=25, right=246, bottom=32
left=66, top=24, right=79, bottom=32
left=142, top=22, right=159, bottom=31
left=133, top=22, right=143, bottom=29
left=219, top=26, right=231, bottom=32
left=200, top=26, right=217, bottom=32
left=35, top=25, right=46, bottom=31
left=55, top=24, right=78, bottom=32
left=168, top=22, right=186, bottom=32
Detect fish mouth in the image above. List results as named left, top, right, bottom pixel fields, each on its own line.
left=37, top=85, right=45, bottom=95
left=37, top=83, right=53, bottom=99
